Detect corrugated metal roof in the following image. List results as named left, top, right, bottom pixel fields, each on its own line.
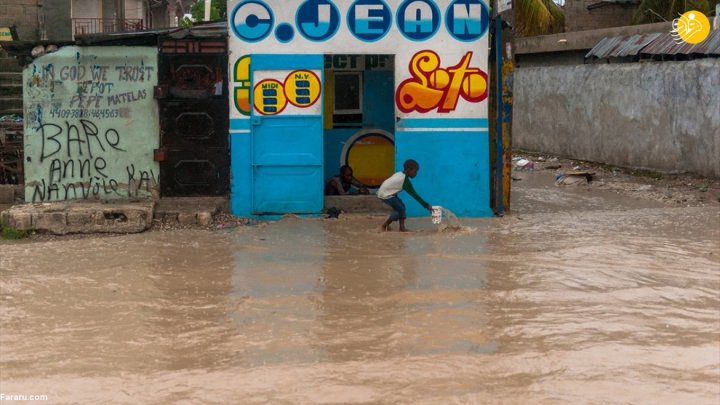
left=586, top=29, right=720, bottom=59
left=2, top=21, right=229, bottom=65
left=585, top=33, right=662, bottom=59
left=168, top=22, right=228, bottom=39
left=640, top=30, right=720, bottom=56
left=75, top=21, right=227, bottom=45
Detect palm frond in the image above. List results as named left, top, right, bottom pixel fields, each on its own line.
left=632, top=0, right=710, bottom=24
left=516, top=0, right=565, bottom=36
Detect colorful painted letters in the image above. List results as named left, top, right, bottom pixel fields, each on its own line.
left=396, top=50, right=487, bottom=113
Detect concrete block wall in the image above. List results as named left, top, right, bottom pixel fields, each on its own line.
left=513, top=59, right=720, bottom=178
left=0, top=0, right=42, bottom=41
left=565, top=0, right=637, bottom=32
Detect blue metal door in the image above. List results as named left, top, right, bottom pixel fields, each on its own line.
left=251, top=55, right=324, bottom=215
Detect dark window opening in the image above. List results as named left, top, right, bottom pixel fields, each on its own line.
left=333, top=71, right=363, bottom=127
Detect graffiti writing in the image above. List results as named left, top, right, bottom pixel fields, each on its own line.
left=396, top=50, right=488, bottom=113
left=32, top=63, right=153, bottom=120
left=115, top=66, right=154, bottom=82
left=36, top=119, right=124, bottom=162
left=66, top=89, right=148, bottom=109
left=125, top=164, right=157, bottom=198
left=28, top=119, right=157, bottom=202
left=25, top=49, right=159, bottom=203
left=48, top=108, right=127, bottom=119
left=40, top=64, right=154, bottom=82
left=30, top=166, right=157, bottom=202
left=47, top=156, right=108, bottom=183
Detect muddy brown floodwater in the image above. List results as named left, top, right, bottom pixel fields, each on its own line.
left=1, top=169, right=719, bottom=404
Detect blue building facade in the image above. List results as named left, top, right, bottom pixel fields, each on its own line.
left=228, top=0, right=493, bottom=217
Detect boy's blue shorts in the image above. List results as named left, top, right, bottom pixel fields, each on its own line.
left=381, top=196, right=406, bottom=221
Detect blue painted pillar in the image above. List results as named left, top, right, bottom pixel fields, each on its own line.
left=494, top=16, right=505, bottom=216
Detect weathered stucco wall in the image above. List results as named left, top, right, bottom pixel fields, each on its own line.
left=23, top=46, right=159, bottom=202
left=0, top=0, right=42, bottom=41
left=514, top=59, right=720, bottom=177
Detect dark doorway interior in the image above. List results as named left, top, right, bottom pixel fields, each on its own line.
left=157, top=38, right=229, bottom=196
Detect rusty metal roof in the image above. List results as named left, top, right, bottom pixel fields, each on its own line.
left=75, top=21, right=227, bottom=45
left=585, top=33, right=662, bottom=59
left=586, top=29, right=720, bottom=59
left=640, top=30, right=720, bottom=56
left=1, top=21, right=228, bottom=65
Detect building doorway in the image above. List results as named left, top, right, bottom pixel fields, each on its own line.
left=157, top=37, right=229, bottom=196
left=323, top=54, right=395, bottom=192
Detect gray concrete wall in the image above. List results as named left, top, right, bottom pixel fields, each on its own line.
left=513, top=59, right=720, bottom=177
left=564, top=0, right=636, bottom=32
left=44, top=0, right=72, bottom=41
left=0, top=0, right=73, bottom=42
left=0, top=0, right=42, bottom=41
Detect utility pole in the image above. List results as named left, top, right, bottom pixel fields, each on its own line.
left=493, top=0, right=515, bottom=215
left=204, top=0, right=212, bottom=21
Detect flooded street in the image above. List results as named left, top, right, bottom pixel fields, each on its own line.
left=1, top=171, right=719, bottom=404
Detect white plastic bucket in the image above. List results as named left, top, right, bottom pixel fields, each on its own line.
left=431, top=206, right=442, bottom=224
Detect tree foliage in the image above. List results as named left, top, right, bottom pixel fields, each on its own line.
left=515, top=0, right=565, bottom=37
left=189, top=0, right=227, bottom=22
left=632, top=0, right=718, bottom=23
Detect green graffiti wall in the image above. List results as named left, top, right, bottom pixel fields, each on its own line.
left=23, top=46, right=159, bottom=202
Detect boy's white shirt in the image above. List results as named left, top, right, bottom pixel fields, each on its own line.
left=377, top=171, right=406, bottom=200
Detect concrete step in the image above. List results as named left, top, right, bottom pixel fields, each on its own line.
left=324, top=195, right=390, bottom=214
left=153, top=196, right=229, bottom=226
left=0, top=84, right=22, bottom=96
left=0, top=108, right=23, bottom=116
left=0, top=197, right=238, bottom=234
left=0, top=58, right=23, bottom=72
left=0, top=72, right=22, bottom=85
left=0, top=96, right=23, bottom=113
left=1, top=200, right=156, bottom=235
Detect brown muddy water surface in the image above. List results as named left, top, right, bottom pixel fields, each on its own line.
left=1, top=172, right=719, bottom=404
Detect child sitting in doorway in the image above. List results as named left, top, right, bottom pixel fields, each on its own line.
left=324, top=165, right=368, bottom=195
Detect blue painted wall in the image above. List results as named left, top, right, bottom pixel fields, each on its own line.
left=395, top=118, right=493, bottom=218
left=230, top=122, right=252, bottom=216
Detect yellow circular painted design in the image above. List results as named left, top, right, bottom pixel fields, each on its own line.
left=253, top=79, right=287, bottom=115
left=675, top=11, right=710, bottom=44
left=346, top=134, right=395, bottom=187
left=284, top=70, right=321, bottom=107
